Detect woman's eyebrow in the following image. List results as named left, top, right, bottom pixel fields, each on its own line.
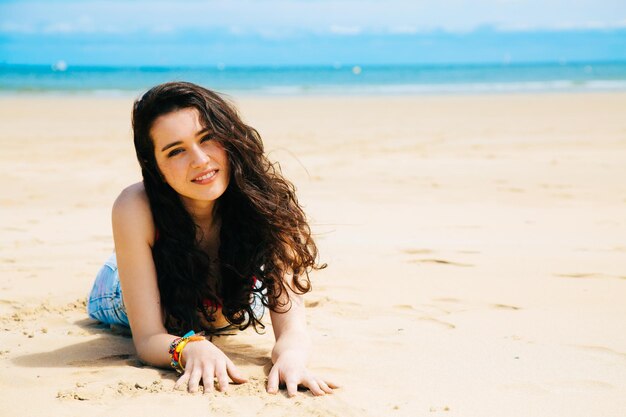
left=196, top=127, right=213, bottom=137
left=161, top=141, right=183, bottom=152
left=160, top=129, right=213, bottom=152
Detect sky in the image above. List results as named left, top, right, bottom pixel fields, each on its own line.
left=1, top=0, right=626, bottom=66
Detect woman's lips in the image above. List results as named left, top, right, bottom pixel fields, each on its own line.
left=192, top=169, right=218, bottom=183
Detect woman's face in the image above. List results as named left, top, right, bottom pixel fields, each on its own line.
left=151, top=107, right=230, bottom=210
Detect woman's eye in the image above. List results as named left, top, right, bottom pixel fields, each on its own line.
left=201, top=135, right=213, bottom=143
left=167, top=148, right=184, bottom=157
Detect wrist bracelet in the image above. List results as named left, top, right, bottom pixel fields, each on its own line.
left=168, top=331, right=205, bottom=373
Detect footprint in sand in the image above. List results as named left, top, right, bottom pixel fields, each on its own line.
left=402, top=248, right=476, bottom=267
left=2, top=226, right=27, bottom=232
left=305, top=297, right=330, bottom=308
left=402, top=248, right=434, bottom=255
left=432, top=297, right=461, bottom=303
left=555, top=272, right=626, bottom=280
left=417, top=317, right=456, bottom=329
left=572, top=345, right=626, bottom=360
left=491, top=303, right=521, bottom=310
left=392, top=304, right=456, bottom=329
left=411, top=258, right=474, bottom=267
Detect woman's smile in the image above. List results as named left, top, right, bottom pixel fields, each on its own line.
left=192, top=169, right=219, bottom=184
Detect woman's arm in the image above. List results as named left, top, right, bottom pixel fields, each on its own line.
left=112, top=183, right=245, bottom=392
left=112, top=184, right=171, bottom=365
left=267, top=274, right=338, bottom=396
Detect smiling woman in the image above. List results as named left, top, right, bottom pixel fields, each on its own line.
left=86, top=81, right=337, bottom=396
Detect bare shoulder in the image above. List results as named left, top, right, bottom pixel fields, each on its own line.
left=112, top=182, right=155, bottom=244
left=114, top=182, right=149, bottom=210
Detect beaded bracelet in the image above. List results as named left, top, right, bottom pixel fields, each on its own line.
left=168, top=330, right=205, bottom=373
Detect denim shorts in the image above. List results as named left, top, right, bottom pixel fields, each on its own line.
left=87, top=253, right=130, bottom=327
left=87, top=253, right=266, bottom=329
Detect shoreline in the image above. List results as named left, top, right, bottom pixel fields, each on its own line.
left=3, top=86, right=626, bottom=99
left=0, top=90, right=626, bottom=102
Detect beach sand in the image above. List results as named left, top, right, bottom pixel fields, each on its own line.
left=1, top=93, right=625, bottom=416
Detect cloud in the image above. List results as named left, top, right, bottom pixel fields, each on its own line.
left=498, top=19, right=626, bottom=31
left=228, top=26, right=247, bottom=36
left=329, top=25, right=362, bottom=35
left=581, top=20, right=626, bottom=29
left=1, top=0, right=626, bottom=37
left=0, top=22, right=35, bottom=34
left=257, top=28, right=296, bottom=40
left=41, top=22, right=88, bottom=34
left=150, top=24, right=176, bottom=34
left=387, top=25, right=419, bottom=35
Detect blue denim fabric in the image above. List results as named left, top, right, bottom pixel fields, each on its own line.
left=87, top=253, right=130, bottom=327
left=87, top=253, right=266, bottom=329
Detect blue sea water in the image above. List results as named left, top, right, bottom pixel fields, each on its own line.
left=2, top=61, right=626, bottom=96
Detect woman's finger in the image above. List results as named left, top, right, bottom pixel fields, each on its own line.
left=215, top=363, right=229, bottom=392
left=174, top=372, right=190, bottom=391
left=266, top=366, right=280, bottom=394
left=187, top=365, right=204, bottom=393
left=325, top=380, right=340, bottom=389
left=225, top=358, right=247, bottom=384
left=318, top=379, right=334, bottom=394
left=286, top=379, right=299, bottom=397
left=201, top=364, right=215, bottom=393
left=304, top=377, right=325, bottom=396
left=174, top=358, right=193, bottom=390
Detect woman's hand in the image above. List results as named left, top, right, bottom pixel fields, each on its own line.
left=267, top=349, right=338, bottom=396
left=174, top=339, right=247, bottom=393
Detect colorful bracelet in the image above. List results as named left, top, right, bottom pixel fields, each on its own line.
left=168, top=330, right=205, bottom=373
left=178, top=335, right=206, bottom=369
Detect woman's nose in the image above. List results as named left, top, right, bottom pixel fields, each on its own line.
left=190, top=143, right=210, bottom=167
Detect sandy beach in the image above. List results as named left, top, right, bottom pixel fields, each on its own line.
left=1, top=92, right=625, bottom=417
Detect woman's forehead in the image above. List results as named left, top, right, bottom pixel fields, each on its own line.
left=150, top=108, right=205, bottom=145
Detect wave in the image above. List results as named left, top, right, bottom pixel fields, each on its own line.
left=2, top=62, right=626, bottom=96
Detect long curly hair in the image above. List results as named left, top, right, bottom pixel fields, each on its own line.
left=132, top=81, right=325, bottom=335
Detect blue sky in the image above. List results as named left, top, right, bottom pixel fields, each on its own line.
left=1, top=0, right=626, bottom=66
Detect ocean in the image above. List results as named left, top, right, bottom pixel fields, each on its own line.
left=2, top=61, right=626, bottom=96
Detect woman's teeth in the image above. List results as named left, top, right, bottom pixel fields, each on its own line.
left=195, top=170, right=216, bottom=181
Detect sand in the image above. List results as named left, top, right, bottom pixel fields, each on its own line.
left=1, top=92, right=625, bottom=417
